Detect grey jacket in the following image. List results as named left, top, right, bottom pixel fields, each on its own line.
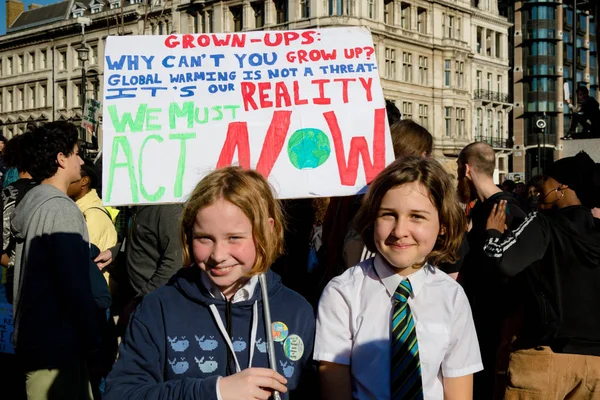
left=11, top=184, right=98, bottom=369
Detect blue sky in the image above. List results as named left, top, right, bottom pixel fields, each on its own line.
left=1, top=0, right=62, bottom=35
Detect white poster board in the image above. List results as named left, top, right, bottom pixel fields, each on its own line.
left=102, top=27, right=394, bottom=206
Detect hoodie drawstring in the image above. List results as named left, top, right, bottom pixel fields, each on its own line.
left=209, top=300, right=258, bottom=374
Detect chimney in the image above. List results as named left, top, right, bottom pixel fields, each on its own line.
left=6, top=0, right=24, bottom=30
left=28, top=3, right=41, bottom=10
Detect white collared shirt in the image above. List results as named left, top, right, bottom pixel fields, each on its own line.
left=200, top=271, right=258, bottom=304
left=314, top=255, right=483, bottom=400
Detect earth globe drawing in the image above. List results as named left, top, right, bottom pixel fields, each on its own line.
left=287, top=128, right=331, bottom=170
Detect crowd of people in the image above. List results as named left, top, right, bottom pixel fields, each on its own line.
left=1, top=102, right=600, bottom=400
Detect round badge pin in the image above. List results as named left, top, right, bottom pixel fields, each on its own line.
left=283, top=334, right=304, bottom=361
left=271, top=322, right=289, bottom=343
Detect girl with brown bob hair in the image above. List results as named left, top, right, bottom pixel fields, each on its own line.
left=315, top=157, right=482, bottom=400
left=106, top=167, right=316, bottom=400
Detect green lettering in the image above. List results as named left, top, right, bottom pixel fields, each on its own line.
left=108, top=104, right=148, bottom=133
left=138, top=135, right=166, bottom=202
left=106, top=136, right=138, bottom=203
left=169, top=133, right=197, bottom=197
left=168, top=102, right=194, bottom=129
left=212, top=106, right=223, bottom=121
left=145, top=108, right=162, bottom=131
left=224, top=105, right=240, bottom=120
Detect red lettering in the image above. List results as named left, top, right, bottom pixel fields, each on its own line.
left=301, top=31, right=317, bottom=45
left=293, top=81, right=308, bottom=105
left=198, top=35, right=211, bottom=47
left=284, top=32, right=300, bottom=45
left=164, top=35, right=179, bottom=48
left=212, top=34, right=231, bottom=46
left=297, top=50, right=309, bottom=63
left=333, top=78, right=356, bottom=103
left=258, top=82, right=273, bottom=109
left=312, top=79, right=331, bottom=105
left=359, top=78, right=373, bottom=102
left=264, top=33, right=283, bottom=46
left=182, top=34, right=195, bottom=49
left=320, top=49, right=337, bottom=61
left=231, top=34, right=246, bottom=47
left=216, top=122, right=251, bottom=169
left=256, top=111, right=292, bottom=178
left=274, top=82, right=291, bottom=108
left=324, top=108, right=386, bottom=185
left=240, top=82, right=258, bottom=111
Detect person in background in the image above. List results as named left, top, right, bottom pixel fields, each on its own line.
left=524, top=175, right=544, bottom=213
left=456, top=142, right=527, bottom=399
left=501, top=179, right=516, bottom=194
left=485, top=151, right=600, bottom=399
left=565, top=86, right=600, bottom=139
left=316, top=156, right=482, bottom=400
left=1, top=134, right=38, bottom=304
left=0, top=134, right=8, bottom=185
left=67, top=160, right=118, bottom=290
left=11, top=122, right=98, bottom=400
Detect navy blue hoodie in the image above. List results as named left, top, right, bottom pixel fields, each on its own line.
left=105, top=267, right=315, bottom=399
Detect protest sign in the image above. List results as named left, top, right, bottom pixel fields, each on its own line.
left=0, top=303, right=14, bottom=354
left=102, top=27, right=394, bottom=206
left=82, top=98, right=101, bottom=132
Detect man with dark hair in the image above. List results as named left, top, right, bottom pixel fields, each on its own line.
left=457, top=142, right=527, bottom=399
left=566, top=86, right=600, bottom=139
left=11, top=122, right=98, bottom=399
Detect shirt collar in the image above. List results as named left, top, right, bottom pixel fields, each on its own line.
left=200, top=271, right=259, bottom=304
left=373, top=253, right=429, bottom=299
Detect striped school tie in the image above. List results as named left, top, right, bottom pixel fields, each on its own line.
left=391, top=279, right=424, bottom=400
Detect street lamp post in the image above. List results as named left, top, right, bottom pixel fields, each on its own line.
left=76, top=43, right=89, bottom=142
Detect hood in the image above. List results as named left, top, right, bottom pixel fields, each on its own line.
left=168, top=266, right=284, bottom=308
left=12, top=184, right=69, bottom=240
left=552, top=206, right=600, bottom=267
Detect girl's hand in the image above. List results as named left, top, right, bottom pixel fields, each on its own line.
left=219, top=368, right=288, bottom=400
left=487, top=200, right=508, bottom=233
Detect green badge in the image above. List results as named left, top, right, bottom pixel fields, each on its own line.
left=283, top=334, right=304, bottom=361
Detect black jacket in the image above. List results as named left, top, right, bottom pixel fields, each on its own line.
left=126, top=204, right=183, bottom=298
left=484, top=206, right=600, bottom=355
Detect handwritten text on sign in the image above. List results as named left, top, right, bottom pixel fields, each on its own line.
left=102, top=27, right=394, bottom=205
left=0, top=303, right=14, bottom=354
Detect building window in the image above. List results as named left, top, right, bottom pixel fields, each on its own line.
left=17, top=55, right=23, bottom=73
left=447, top=15, right=454, bottom=39
left=497, top=75, right=503, bottom=93
left=419, top=56, right=428, bottom=85
left=29, top=85, right=36, bottom=108
left=206, top=10, right=213, bottom=33
left=384, top=0, right=394, bottom=25
left=402, top=52, right=412, bottom=82
left=91, top=5, right=102, bottom=13
left=7, top=58, right=13, bottom=75
left=487, top=73, right=493, bottom=92
left=457, top=17, right=461, bottom=40
left=253, top=2, right=264, bottom=28
left=0, top=60, right=2, bottom=77
left=476, top=70, right=482, bottom=91
left=59, top=50, right=67, bottom=70
left=458, top=62, right=464, bottom=88
left=417, top=8, right=427, bottom=34
left=275, top=0, right=288, bottom=24
left=28, top=52, right=35, bottom=71
left=497, top=111, right=503, bottom=139
left=445, top=107, right=451, bottom=137
left=487, top=109, right=493, bottom=137
left=329, top=0, right=352, bottom=16
left=456, top=108, right=465, bottom=137
left=530, top=42, right=556, bottom=56
left=17, top=88, right=23, bottom=110
left=7, top=90, right=13, bottom=111
left=455, top=61, right=459, bottom=87
left=367, top=0, right=374, bottom=19
left=477, top=27, right=483, bottom=54
left=300, top=0, right=310, bottom=19
left=444, top=60, right=451, bottom=86
left=41, top=85, right=47, bottom=107
left=230, top=6, right=243, bottom=32
left=58, top=85, right=66, bottom=109
left=418, top=104, right=428, bottom=129
left=477, top=108, right=483, bottom=136
left=75, top=83, right=81, bottom=107
left=110, top=0, right=120, bottom=9
left=385, top=48, right=396, bottom=80
left=72, top=10, right=83, bottom=17
left=400, top=3, right=410, bottom=29
left=90, top=45, right=98, bottom=65
left=403, top=102, right=412, bottom=120
left=495, top=32, right=502, bottom=58
left=531, top=5, right=556, bottom=20
left=92, top=81, right=100, bottom=100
